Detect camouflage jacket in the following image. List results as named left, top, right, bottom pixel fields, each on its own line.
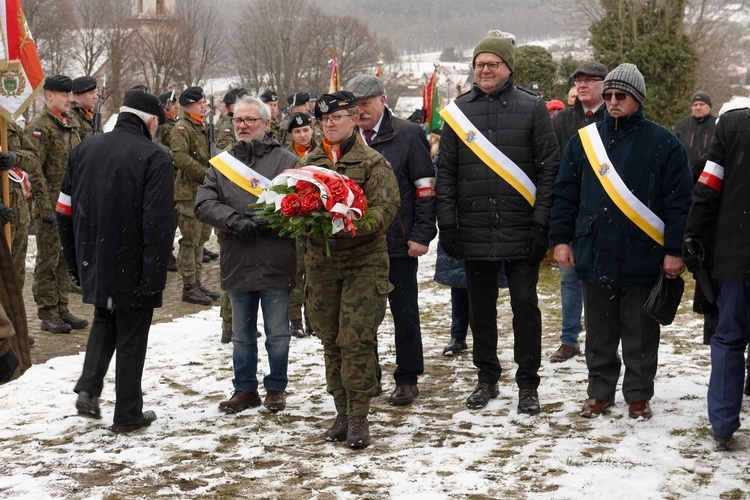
left=26, top=106, right=81, bottom=215
left=170, top=110, right=209, bottom=202
left=157, top=112, right=178, bottom=152
left=301, top=133, right=400, bottom=260
left=7, top=120, right=43, bottom=222
left=269, top=120, right=282, bottom=143
left=215, top=113, right=234, bottom=151
left=68, top=102, right=94, bottom=140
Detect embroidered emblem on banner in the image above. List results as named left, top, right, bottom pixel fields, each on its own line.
left=599, top=163, right=610, bottom=176
left=466, top=130, right=476, bottom=143
left=249, top=178, right=260, bottom=189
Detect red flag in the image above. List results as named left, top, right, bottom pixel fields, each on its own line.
left=0, top=0, right=44, bottom=120
left=328, top=57, right=340, bottom=93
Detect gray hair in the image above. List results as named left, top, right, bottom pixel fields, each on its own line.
left=234, top=96, right=270, bottom=122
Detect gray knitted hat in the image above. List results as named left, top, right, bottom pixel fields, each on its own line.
left=473, top=30, right=516, bottom=72
left=602, top=63, right=646, bottom=105
left=691, top=91, right=712, bottom=108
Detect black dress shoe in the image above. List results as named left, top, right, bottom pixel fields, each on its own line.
left=388, top=384, right=419, bottom=406
left=111, top=410, right=157, bottom=433
left=517, top=388, right=540, bottom=415
left=76, top=391, right=101, bottom=419
left=466, top=382, right=499, bottom=409
left=443, top=338, right=468, bottom=356
left=204, top=248, right=219, bottom=260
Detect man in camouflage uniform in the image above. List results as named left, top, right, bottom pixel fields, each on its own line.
left=260, top=90, right=281, bottom=142
left=303, top=91, right=399, bottom=449
left=69, top=77, right=98, bottom=140
left=215, top=88, right=248, bottom=151
left=26, top=75, right=89, bottom=334
left=157, top=90, right=179, bottom=151
left=169, top=86, right=219, bottom=305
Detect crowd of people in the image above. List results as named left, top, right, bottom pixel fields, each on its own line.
left=0, top=26, right=747, bottom=449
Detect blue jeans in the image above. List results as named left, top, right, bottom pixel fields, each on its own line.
left=560, top=263, right=583, bottom=346
left=708, top=280, right=750, bottom=439
left=229, top=290, right=291, bottom=393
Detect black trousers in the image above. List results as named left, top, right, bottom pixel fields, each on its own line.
left=582, top=283, right=660, bottom=404
left=74, top=306, right=153, bottom=424
left=465, top=259, right=541, bottom=389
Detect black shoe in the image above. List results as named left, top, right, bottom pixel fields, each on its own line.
left=221, top=329, right=232, bottom=344
left=443, top=338, right=468, bottom=356
left=305, top=320, right=315, bottom=336
left=41, top=316, right=72, bottom=334
left=111, top=410, right=157, bottom=433
left=202, top=251, right=211, bottom=263
left=76, top=391, right=101, bottom=419
left=196, top=282, right=220, bottom=301
left=182, top=283, right=213, bottom=305
left=60, top=312, right=89, bottom=329
left=466, top=382, right=499, bottom=409
left=28, top=336, right=35, bottom=346
left=167, top=253, right=178, bottom=272
left=204, top=248, right=219, bottom=261
left=517, top=388, right=541, bottom=415
left=290, top=319, right=305, bottom=338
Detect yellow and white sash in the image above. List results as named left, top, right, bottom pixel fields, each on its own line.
left=440, top=101, right=536, bottom=206
left=209, top=151, right=271, bottom=197
left=578, top=123, right=665, bottom=246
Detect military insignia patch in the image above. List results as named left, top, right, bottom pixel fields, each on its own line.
left=0, top=68, right=25, bottom=97
left=177, top=126, right=185, bottom=131
left=318, top=100, right=329, bottom=113
left=466, top=130, right=476, bottom=143
left=32, top=130, right=41, bottom=138
left=599, top=163, right=610, bottom=176
left=295, top=115, right=303, bottom=125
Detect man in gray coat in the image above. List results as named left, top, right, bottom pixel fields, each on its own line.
left=195, top=96, right=298, bottom=413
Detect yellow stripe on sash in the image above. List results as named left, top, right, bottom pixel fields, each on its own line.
left=209, top=151, right=269, bottom=197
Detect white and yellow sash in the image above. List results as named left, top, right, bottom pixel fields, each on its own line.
left=578, top=123, right=665, bottom=246
left=209, top=151, right=271, bottom=197
left=440, top=101, right=536, bottom=206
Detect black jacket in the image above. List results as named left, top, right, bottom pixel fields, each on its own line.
left=673, top=114, right=716, bottom=167
left=552, top=98, right=605, bottom=153
left=436, top=80, right=560, bottom=260
left=57, top=113, right=175, bottom=309
left=684, top=107, right=750, bottom=280
left=368, top=107, right=437, bottom=257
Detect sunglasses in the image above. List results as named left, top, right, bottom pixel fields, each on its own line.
left=602, top=92, right=629, bottom=101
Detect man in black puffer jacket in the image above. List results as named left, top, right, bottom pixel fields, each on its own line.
left=436, top=30, right=559, bottom=414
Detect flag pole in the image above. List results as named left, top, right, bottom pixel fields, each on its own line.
left=1, top=115, right=9, bottom=249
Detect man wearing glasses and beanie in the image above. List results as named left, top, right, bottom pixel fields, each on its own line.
left=549, top=63, right=692, bottom=420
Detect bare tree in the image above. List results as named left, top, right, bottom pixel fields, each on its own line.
left=174, top=0, right=225, bottom=86
left=135, top=23, right=182, bottom=96
left=71, top=0, right=113, bottom=76
left=24, top=0, right=77, bottom=76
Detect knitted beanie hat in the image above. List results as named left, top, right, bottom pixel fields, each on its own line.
left=473, top=30, right=516, bottom=72
left=602, top=63, right=646, bottom=105
left=691, top=91, right=712, bottom=108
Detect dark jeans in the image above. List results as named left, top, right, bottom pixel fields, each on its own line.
left=465, top=259, right=541, bottom=390
left=450, top=287, right=470, bottom=341
left=582, top=283, right=660, bottom=404
left=74, top=306, right=153, bottom=425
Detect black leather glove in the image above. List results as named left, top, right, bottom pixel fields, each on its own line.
left=249, top=213, right=270, bottom=233
left=229, top=216, right=261, bottom=238
left=0, top=346, right=19, bottom=384
left=683, top=238, right=707, bottom=274
left=135, top=279, right=159, bottom=298
left=439, top=228, right=463, bottom=260
left=0, top=203, right=14, bottom=224
left=0, top=152, right=18, bottom=170
left=527, top=224, right=550, bottom=263
left=68, top=268, right=80, bottom=287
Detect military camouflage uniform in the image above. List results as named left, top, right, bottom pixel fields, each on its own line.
left=215, top=113, right=234, bottom=151
left=7, top=120, right=43, bottom=287
left=269, top=120, right=282, bottom=143
left=68, top=102, right=94, bottom=140
left=302, top=133, right=400, bottom=417
left=157, top=111, right=178, bottom=152
left=26, top=107, right=81, bottom=320
left=169, top=110, right=211, bottom=285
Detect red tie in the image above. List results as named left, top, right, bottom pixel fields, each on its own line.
left=585, top=110, right=593, bottom=117
left=364, top=129, right=375, bottom=144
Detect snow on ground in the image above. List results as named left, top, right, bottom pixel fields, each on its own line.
left=1, top=241, right=749, bottom=499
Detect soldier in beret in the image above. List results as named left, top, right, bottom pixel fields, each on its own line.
left=25, top=75, right=89, bottom=334
left=260, top=90, right=281, bottom=142
left=303, top=90, right=400, bottom=449
left=279, top=92, right=311, bottom=148
left=169, top=86, right=219, bottom=305
left=69, top=76, right=98, bottom=140
left=216, top=88, right=248, bottom=151
left=157, top=90, right=179, bottom=151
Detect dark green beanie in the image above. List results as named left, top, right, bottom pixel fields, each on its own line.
left=472, top=30, right=516, bottom=72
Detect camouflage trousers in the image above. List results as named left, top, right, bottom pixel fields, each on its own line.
left=305, top=251, right=391, bottom=417
left=31, top=206, right=70, bottom=320
left=289, top=236, right=309, bottom=322
left=220, top=291, right=232, bottom=332
left=9, top=185, right=29, bottom=287
left=176, top=200, right=210, bottom=285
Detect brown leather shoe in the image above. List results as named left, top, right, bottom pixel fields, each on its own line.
left=324, top=414, right=348, bottom=442
left=628, top=401, right=652, bottom=420
left=41, top=316, right=72, bottom=334
left=218, top=390, right=261, bottom=413
left=550, top=344, right=581, bottom=363
left=263, top=390, right=286, bottom=412
left=388, top=384, right=419, bottom=406
left=182, top=283, right=213, bottom=305
left=196, top=282, right=220, bottom=301
left=347, top=416, right=371, bottom=449
left=60, top=312, right=89, bottom=329
left=580, top=397, right=613, bottom=418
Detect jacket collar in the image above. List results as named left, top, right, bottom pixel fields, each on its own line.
left=604, top=106, right=644, bottom=132
left=468, top=76, right=514, bottom=101
left=369, top=106, right=395, bottom=144
left=114, top=112, right=153, bottom=139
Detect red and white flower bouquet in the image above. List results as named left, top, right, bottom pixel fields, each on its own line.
left=254, top=166, right=374, bottom=253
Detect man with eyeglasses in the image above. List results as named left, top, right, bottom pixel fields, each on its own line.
left=170, top=86, right=220, bottom=306
left=550, top=63, right=692, bottom=420
left=549, top=61, right=608, bottom=364
left=436, top=30, right=560, bottom=415
left=196, top=96, right=298, bottom=414
left=345, top=74, right=437, bottom=408
left=303, top=91, right=399, bottom=449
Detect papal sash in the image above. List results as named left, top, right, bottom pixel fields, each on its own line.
left=578, top=123, right=665, bottom=246
left=209, top=151, right=271, bottom=197
left=440, top=101, right=536, bottom=206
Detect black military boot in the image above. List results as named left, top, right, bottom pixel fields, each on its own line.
left=60, top=312, right=89, bottom=329
left=324, top=414, right=348, bottom=442
left=167, top=253, right=178, bottom=272
left=196, top=282, right=220, bottom=301
left=290, top=319, right=305, bottom=338
left=346, top=416, right=371, bottom=449
left=182, top=283, right=213, bottom=305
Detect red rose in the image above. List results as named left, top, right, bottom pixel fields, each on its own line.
left=300, top=191, right=323, bottom=213
left=280, top=194, right=302, bottom=217
left=295, top=180, right=316, bottom=196
left=325, top=177, right=347, bottom=204
left=346, top=180, right=367, bottom=215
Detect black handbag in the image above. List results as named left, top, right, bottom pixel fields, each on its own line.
left=643, top=269, right=685, bottom=326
